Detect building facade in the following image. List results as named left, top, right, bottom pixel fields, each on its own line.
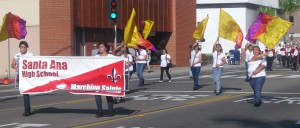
left=0, top=0, right=196, bottom=77
left=196, top=0, right=280, bottom=55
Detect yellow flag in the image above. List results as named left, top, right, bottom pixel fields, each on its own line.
left=219, top=9, right=243, bottom=48
left=124, top=8, right=138, bottom=48
left=142, top=20, right=154, bottom=39
left=0, top=15, right=8, bottom=42
left=193, top=15, right=209, bottom=40
left=257, top=17, right=292, bottom=49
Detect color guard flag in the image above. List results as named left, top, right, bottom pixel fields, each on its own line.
left=257, top=16, right=292, bottom=49
left=193, top=15, right=209, bottom=40
left=124, top=8, right=138, bottom=49
left=137, top=32, right=157, bottom=52
left=245, top=12, right=272, bottom=42
left=142, top=20, right=154, bottom=39
left=218, top=9, right=243, bottom=48
left=0, top=12, right=27, bottom=42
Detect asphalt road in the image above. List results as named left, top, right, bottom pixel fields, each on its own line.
left=0, top=63, right=299, bottom=128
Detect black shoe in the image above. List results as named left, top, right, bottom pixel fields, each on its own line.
left=22, top=111, right=31, bottom=117
left=215, top=88, right=223, bottom=95
left=95, top=112, right=103, bottom=118
left=106, top=111, right=114, bottom=117
left=193, top=86, right=199, bottom=90
left=254, top=102, right=261, bottom=107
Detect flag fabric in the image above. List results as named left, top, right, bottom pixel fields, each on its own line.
left=137, top=32, right=157, bottom=52
left=142, top=20, right=154, bottom=39
left=193, top=15, right=209, bottom=40
left=0, top=12, right=27, bottom=42
left=124, top=8, right=138, bottom=49
left=245, top=12, right=272, bottom=42
left=257, top=16, right=292, bottom=49
left=218, top=9, right=243, bottom=48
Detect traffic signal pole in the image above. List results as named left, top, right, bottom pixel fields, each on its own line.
left=114, top=23, right=117, bottom=48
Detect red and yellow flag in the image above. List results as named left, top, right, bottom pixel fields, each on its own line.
left=257, top=16, right=292, bottom=49
left=218, top=9, right=243, bottom=48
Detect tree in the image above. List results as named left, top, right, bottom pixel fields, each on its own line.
left=279, top=0, right=300, bottom=19
left=259, top=6, right=277, bottom=16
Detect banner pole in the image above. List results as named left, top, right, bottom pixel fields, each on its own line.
left=8, top=38, right=11, bottom=78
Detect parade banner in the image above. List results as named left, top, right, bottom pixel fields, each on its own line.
left=19, top=56, right=125, bottom=97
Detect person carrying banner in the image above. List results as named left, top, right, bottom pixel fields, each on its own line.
left=11, top=41, right=34, bottom=116
left=94, top=42, right=115, bottom=118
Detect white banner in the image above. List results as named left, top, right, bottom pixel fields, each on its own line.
left=19, top=56, right=125, bottom=97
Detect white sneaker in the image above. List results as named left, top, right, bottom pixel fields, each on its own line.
left=158, top=80, right=163, bottom=83
left=168, top=80, right=172, bottom=82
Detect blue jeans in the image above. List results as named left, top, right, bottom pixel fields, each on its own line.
left=249, top=76, right=266, bottom=103
left=136, top=63, right=146, bottom=86
left=213, top=67, right=223, bottom=93
left=191, top=66, right=201, bottom=87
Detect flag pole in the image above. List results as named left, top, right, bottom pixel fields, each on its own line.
left=218, top=8, right=221, bottom=38
left=8, top=38, right=11, bottom=78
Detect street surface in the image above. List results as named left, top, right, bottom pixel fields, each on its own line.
left=0, top=62, right=299, bottom=128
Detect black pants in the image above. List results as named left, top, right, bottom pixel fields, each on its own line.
left=125, top=71, right=132, bottom=91
left=160, top=67, right=171, bottom=80
left=95, top=96, right=113, bottom=113
left=23, top=94, right=31, bottom=113
left=287, top=56, right=291, bottom=67
left=266, top=56, right=274, bottom=70
left=282, top=56, right=287, bottom=67
left=292, top=56, right=299, bottom=70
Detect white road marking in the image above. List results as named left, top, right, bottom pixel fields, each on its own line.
left=266, top=75, right=283, bottom=78
left=282, top=75, right=300, bottom=78
left=143, top=91, right=300, bottom=95
left=0, top=123, right=19, bottom=127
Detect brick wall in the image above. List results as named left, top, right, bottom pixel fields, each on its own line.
left=168, top=0, right=196, bottom=66
left=40, top=0, right=74, bottom=56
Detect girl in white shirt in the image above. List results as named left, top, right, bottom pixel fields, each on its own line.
left=212, top=39, right=226, bottom=95
left=190, top=43, right=202, bottom=90
left=159, top=49, right=172, bottom=82
left=248, top=46, right=268, bottom=107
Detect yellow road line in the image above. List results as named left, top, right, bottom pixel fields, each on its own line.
left=0, top=98, right=94, bottom=113
left=73, top=93, right=248, bottom=128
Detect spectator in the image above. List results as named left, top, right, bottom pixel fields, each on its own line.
left=91, top=43, right=99, bottom=56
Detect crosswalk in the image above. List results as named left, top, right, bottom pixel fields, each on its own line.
left=199, top=74, right=300, bottom=79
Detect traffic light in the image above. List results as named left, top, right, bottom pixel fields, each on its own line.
left=110, top=0, right=117, bottom=22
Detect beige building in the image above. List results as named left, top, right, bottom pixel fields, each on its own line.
left=0, top=0, right=40, bottom=78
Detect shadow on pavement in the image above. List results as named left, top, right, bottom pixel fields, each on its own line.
left=0, top=97, right=18, bottom=102
left=213, top=116, right=296, bottom=128
left=32, top=107, right=138, bottom=116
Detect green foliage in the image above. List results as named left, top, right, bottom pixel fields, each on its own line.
left=259, top=6, right=277, bottom=16
left=279, top=0, right=300, bottom=18
left=201, top=54, right=213, bottom=66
